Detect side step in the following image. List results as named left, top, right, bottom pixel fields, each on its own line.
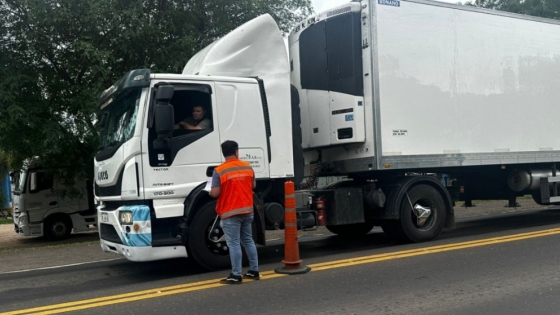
left=539, top=176, right=560, bottom=203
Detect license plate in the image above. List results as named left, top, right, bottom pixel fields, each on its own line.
left=101, top=212, right=108, bottom=223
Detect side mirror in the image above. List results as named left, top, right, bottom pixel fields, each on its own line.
left=29, top=172, right=37, bottom=192
left=155, top=85, right=174, bottom=103
left=155, top=104, right=174, bottom=135
left=154, top=85, right=175, bottom=135
left=153, top=85, right=175, bottom=152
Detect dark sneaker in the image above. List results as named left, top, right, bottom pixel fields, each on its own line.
left=220, top=274, right=242, bottom=284
left=243, top=270, right=260, bottom=280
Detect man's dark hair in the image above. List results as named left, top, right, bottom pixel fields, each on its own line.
left=221, top=140, right=238, bottom=157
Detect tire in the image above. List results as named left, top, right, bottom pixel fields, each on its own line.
left=531, top=190, right=545, bottom=205
left=395, top=184, right=446, bottom=243
left=326, top=221, right=375, bottom=237
left=188, top=201, right=232, bottom=271
left=44, top=215, right=72, bottom=241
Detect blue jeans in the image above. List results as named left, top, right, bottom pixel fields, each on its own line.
left=220, top=213, right=258, bottom=276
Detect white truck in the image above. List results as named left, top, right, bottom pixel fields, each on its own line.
left=94, top=0, right=560, bottom=270
left=12, top=161, right=97, bottom=240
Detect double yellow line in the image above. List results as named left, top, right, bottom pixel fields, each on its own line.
left=3, top=227, right=560, bottom=315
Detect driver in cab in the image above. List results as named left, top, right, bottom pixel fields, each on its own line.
left=174, top=105, right=212, bottom=130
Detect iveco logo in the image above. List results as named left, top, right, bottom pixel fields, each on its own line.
left=98, top=171, right=109, bottom=181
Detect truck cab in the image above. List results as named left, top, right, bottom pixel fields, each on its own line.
left=94, top=15, right=301, bottom=270
left=12, top=162, right=97, bottom=240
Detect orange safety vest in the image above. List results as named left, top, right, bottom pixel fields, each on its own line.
left=215, top=158, right=254, bottom=220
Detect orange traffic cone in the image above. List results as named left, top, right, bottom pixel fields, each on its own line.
left=275, top=181, right=311, bottom=275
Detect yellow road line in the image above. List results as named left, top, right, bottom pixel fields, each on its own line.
left=3, top=227, right=560, bottom=315
left=308, top=227, right=560, bottom=270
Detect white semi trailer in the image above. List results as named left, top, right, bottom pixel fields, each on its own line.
left=12, top=161, right=97, bottom=240
left=94, top=0, right=560, bottom=270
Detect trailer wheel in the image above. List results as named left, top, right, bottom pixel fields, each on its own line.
left=531, top=190, right=545, bottom=205
left=396, top=184, right=446, bottom=242
left=188, top=201, right=232, bottom=271
left=44, top=215, right=72, bottom=241
left=326, top=221, right=375, bottom=237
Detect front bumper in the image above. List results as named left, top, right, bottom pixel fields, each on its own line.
left=13, top=212, right=43, bottom=237
left=99, top=239, right=188, bottom=261
left=98, top=205, right=188, bottom=261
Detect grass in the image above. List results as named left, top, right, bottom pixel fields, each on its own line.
left=0, top=217, right=13, bottom=225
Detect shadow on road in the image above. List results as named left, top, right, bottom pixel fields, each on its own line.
left=118, top=208, right=560, bottom=282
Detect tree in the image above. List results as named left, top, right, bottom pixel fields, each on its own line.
left=0, top=0, right=313, bottom=180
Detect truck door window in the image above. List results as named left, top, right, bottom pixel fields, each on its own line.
left=147, top=84, right=214, bottom=166
left=171, top=89, right=213, bottom=137
left=30, top=172, right=53, bottom=193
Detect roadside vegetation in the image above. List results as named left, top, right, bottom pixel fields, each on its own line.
left=0, top=217, right=13, bottom=225
left=0, top=0, right=313, bottom=180
left=0, top=205, right=12, bottom=224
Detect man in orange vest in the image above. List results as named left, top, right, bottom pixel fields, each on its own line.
left=209, top=140, right=259, bottom=284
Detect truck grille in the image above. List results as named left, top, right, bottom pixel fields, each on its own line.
left=100, top=223, right=123, bottom=244
left=95, top=168, right=123, bottom=197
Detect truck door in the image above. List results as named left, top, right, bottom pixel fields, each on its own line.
left=144, top=81, right=221, bottom=202
left=215, top=81, right=270, bottom=177
left=53, top=174, right=81, bottom=215
left=26, top=170, right=57, bottom=223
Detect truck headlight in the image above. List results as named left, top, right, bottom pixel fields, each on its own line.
left=119, top=211, right=133, bottom=225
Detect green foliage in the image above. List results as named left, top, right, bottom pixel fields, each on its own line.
left=0, top=217, right=13, bottom=225
left=0, top=0, right=313, bottom=179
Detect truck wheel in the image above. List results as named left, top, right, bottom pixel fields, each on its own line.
left=188, top=201, right=231, bottom=271
left=44, top=215, right=73, bottom=241
left=326, top=221, right=375, bottom=237
left=396, top=184, right=446, bottom=242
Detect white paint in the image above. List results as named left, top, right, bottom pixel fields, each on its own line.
left=184, top=14, right=293, bottom=180
left=376, top=1, right=560, bottom=155
left=239, top=148, right=266, bottom=173
left=0, top=258, right=123, bottom=275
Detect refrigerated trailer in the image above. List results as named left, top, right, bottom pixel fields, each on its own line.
left=94, top=0, right=560, bottom=270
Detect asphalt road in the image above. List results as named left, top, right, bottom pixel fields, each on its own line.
left=2, top=207, right=560, bottom=315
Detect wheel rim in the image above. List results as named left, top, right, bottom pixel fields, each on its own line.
left=205, top=220, right=229, bottom=257
left=51, top=221, right=68, bottom=237
left=411, top=198, right=437, bottom=231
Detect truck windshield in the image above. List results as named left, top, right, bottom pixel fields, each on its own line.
left=17, top=171, right=26, bottom=192
left=99, top=88, right=141, bottom=150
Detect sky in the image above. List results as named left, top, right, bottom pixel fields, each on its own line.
left=311, top=0, right=462, bottom=12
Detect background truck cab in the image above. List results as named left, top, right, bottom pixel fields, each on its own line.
left=13, top=162, right=97, bottom=240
